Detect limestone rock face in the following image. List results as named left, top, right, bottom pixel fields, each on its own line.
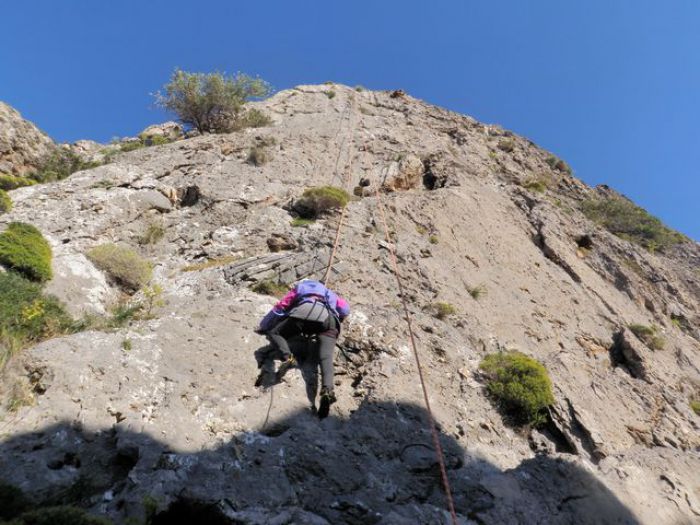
left=139, top=121, right=184, bottom=141
left=0, top=101, right=56, bottom=175
left=0, top=85, right=698, bottom=524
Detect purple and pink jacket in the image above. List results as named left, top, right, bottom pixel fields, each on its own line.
left=257, top=280, right=350, bottom=332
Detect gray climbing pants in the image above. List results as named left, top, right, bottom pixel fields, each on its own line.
left=259, top=314, right=339, bottom=397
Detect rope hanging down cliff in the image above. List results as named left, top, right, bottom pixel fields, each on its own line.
left=318, top=90, right=458, bottom=524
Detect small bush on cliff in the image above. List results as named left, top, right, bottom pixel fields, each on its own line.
left=0, top=223, right=52, bottom=282
left=0, top=272, right=72, bottom=367
left=294, top=186, right=350, bottom=219
left=251, top=279, right=288, bottom=297
left=155, top=69, right=272, bottom=134
left=479, top=351, right=554, bottom=426
left=690, top=400, right=700, bottom=416
left=545, top=155, right=572, bottom=175
left=232, top=108, right=272, bottom=130
left=432, top=302, right=456, bottom=320
left=30, top=149, right=101, bottom=183
left=581, top=196, right=686, bottom=252
left=246, top=146, right=269, bottom=166
left=628, top=323, right=665, bottom=350
left=0, top=189, right=12, bottom=213
left=0, top=174, right=36, bottom=191
left=87, top=243, right=152, bottom=292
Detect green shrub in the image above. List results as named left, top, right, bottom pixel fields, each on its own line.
left=432, top=302, right=456, bottom=320
left=87, top=243, right=152, bottom=291
left=141, top=135, right=171, bottom=146
left=0, top=174, right=36, bottom=191
left=523, top=178, right=548, bottom=193
left=0, top=223, right=52, bottom=282
left=247, top=146, right=269, bottom=166
left=30, top=149, right=101, bottom=183
left=154, top=68, right=272, bottom=134
left=294, top=186, right=350, bottom=219
left=0, top=189, right=12, bottom=213
left=545, top=155, right=572, bottom=175
left=234, top=108, right=272, bottom=129
left=0, top=272, right=72, bottom=367
left=628, top=324, right=665, bottom=350
left=119, top=141, right=144, bottom=153
left=497, top=139, right=514, bottom=153
left=291, top=217, right=315, bottom=228
left=479, top=351, right=555, bottom=426
left=325, top=90, right=336, bottom=99
left=5, top=505, right=113, bottom=525
left=250, top=279, right=288, bottom=297
left=467, top=284, right=487, bottom=300
left=138, top=222, right=165, bottom=245
left=691, top=400, right=700, bottom=416
left=581, top=196, right=686, bottom=252
left=428, top=235, right=439, bottom=244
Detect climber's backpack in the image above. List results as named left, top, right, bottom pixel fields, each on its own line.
left=287, top=280, right=339, bottom=327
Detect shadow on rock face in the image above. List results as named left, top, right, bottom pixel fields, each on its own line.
left=0, top=400, right=640, bottom=525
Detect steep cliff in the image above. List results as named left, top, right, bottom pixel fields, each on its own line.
left=0, top=85, right=698, bottom=524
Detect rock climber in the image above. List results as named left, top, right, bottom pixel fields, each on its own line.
left=254, top=279, right=350, bottom=418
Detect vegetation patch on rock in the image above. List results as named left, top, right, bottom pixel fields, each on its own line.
left=87, top=243, right=152, bottom=291
left=30, top=149, right=101, bottom=184
left=431, top=302, right=456, bottom=320
left=581, top=196, right=686, bottom=252
left=0, top=189, right=12, bottom=213
left=250, top=279, right=288, bottom=297
left=479, top=350, right=555, bottom=426
left=0, top=174, right=36, bottom=191
left=294, top=186, right=350, bottom=219
left=0, top=222, right=53, bottom=282
left=628, top=323, right=665, bottom=351
left=0, top=272, right=72, bottom=367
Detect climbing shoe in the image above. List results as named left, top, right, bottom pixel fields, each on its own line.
left=254, top=370, right=273, bottom=388
left=275, top=355, right=297, bottom=383
left=318, top=388, right=336, bottom=419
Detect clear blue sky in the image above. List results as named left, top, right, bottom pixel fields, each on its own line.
left=1, top=1, right=698, bottom=239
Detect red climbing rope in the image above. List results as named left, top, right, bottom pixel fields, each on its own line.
left=323, top=92, right=358, bottom=286
left=319, top=91, right=458, bottom=522
left=373, top=185, right=459, bottom=525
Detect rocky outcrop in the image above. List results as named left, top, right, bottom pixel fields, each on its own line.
left=0, top=101, right=55, bottom=175
left=0, top=85, right=698, bottom=524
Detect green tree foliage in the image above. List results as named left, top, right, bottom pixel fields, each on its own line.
left=294, top=186, right=350, bottom=219
left=87, top=243, right=152, bottom=292
left=0, top=222, right=53, bottom=282
left=155, top=69, right=271, bottom=133
left=0, top=189, right=12, bottom=213
left=581, top=196, right=686, bottom=252
left=479, top=351, right=555, bottom=426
